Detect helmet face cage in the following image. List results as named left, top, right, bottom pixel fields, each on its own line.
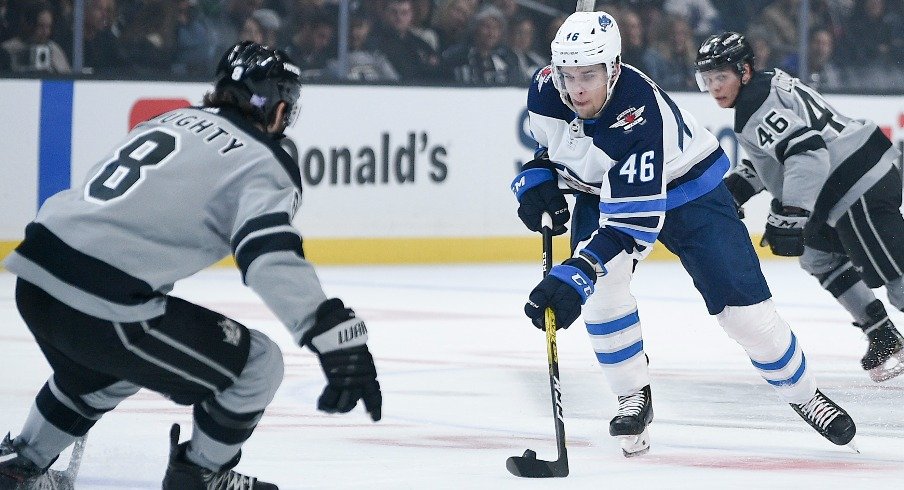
left=215, top=41, right=303, bottom=131
left=694, top=32, right=753, bottom=91
left=550, top=11, right=622, bottom=114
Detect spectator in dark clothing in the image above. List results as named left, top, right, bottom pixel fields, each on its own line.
left=804, top=28, right=843, bottom=91
left=841, top=0, right=901, bottom=66
left=286, top=10, right=335, bottom=80
left=508, top=15, right=545, bottom=82
left=327, top=14, right=398, bottom=82
left=1, top=0, right=71, bottom=73
left=173, top=0, right=216, bottom=76
left=643, top=15, right=697, bottom=90
left=117, top=0, right=176, bottom=76
left=0, top=0, right=13, bottom=43
left=441, top=6, right=519, bottom=85
left=432, top=0, right=476, bottom=53
left=374, top=0, right=440, bottom=81
left=82, top=0, right=123, bottom=74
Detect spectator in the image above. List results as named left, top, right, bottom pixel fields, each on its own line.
left=805, top=28, right=843, bottom=91
left=663, top=0, right=720, bottom=38
left=747, top=28, right=775, bottom=72
left=410, top=0, right=439, bottom=50
left=82, top=0, right=123, bottom=74
left=1, top=0, right=71, bottom=74
left=619, top=8, right=650, bottom=67
left=441, top=6, right=519, bottom=85
left=285, top=9, right=335, bottom=79
left=238, top=14, right=265, bottom=45
left=251, top=8, right=282, bottom=47
left=205, top=0, right=261, bottom=61
left=750, top=0, right=834, bottom=62
left=373, top=0, right=440, bottom=81
left=842, top=0, right=901, bottom=66
left=173, top=0, right=216, bottom=77
left=0, top=0, right=11, bottom=43
left=541, top=15, right=566, bottom=58
left=117, top=0, right=176, bottom=76
left=508, top=15, right=545, bottom=82
left=643, top=15, right=697, bottom=90
left=432, top=0, right=476, bottom=53
left=327, top=14, right=398, bottom=82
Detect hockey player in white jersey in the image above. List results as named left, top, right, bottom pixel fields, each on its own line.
left=695, top=32, right=904, bottom=382
left=512, top=11, right=856, bottom=457
left=0, top=42, right=381, bottom=489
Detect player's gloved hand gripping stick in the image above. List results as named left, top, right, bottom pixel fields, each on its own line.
left=506, top=213, right=570, bottom=478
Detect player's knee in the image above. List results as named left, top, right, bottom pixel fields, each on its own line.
left=798, top=246, right=837, bottom=277
left=226, top=330, right=284, bottom=409
left=716, top=300, right=787, bottom=347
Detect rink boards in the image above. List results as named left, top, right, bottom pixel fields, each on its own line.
left=1, top=79, right=902, bottom=265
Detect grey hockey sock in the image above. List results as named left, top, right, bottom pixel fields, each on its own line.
left=837, top=281, right=879, bottom=324
left=885, top=276, right=904, bottom=311
left=15, top=403, right=78, bottom=469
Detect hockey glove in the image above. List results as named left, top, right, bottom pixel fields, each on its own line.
left=511, top=158, right=569, bottom=235
left=760, top=200, right=809, bottom=257
left=525, top=257, right=596, bottom=330
left=302, top=298, right=382, bottom=422
left=723, top=160, right=762, bottom=219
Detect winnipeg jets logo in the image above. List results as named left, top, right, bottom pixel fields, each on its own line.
left=535, top=65, right=554, bottom=91
left=598, top=15, right=612, bottom=31
left=609, top=106, right=646, bottom=131
left=218, top=318, right=242, bottom=346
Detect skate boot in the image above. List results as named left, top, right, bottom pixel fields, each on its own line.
left=790, top=390, right=856, bottom=447
left=162, top=424, right=278, bottom=490
left=609, top=385, right=653, bottom=458
left=0, top=434, right=72, bottom=490
left=854, top=300, right=904, bottom=382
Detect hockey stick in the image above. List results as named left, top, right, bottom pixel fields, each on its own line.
left=505, top=213, right=569, bottom=478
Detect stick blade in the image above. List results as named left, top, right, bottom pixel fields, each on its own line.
left=506, top=451, right=569, bottom=478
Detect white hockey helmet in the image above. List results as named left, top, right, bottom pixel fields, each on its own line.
left=550, top=11, right=622, bottom=112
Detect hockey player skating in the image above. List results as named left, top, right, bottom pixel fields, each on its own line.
left=0, top=42, right=381, bottom=489
left=695, top=32, right=904, bottom=383
left=512, top=11, right=857, bottom=457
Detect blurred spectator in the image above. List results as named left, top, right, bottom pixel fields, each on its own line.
left=238, top=14, right=265, bottom=44
left=619, top=8, right=649, bottom=67
left=252, top=8, right=282, bottom=47
left=432, top=0, right=476, bottom=53
left=663, top=0, right=720, bottom=38
left=1, top=0, right=71, bottom=73
left=805, top=28, right=843, bottom=90
left=441, top=6, right=519, bottom=85
left=750, top=0, right=834, bottom=62
left=327, top=14, right=398, bottom=81
left=82, top=0, right=123, bottom=74
left=373, top=0, right=440, bottom=81
left=842, top=0, right=901, bottom=66
left=286, top=9, right=335, bottom=79
left=206, top=0, right=261, bottom=60
left=410, top=0, right=439, bottom=50
left=173, top=0, right=216, bottom=77
left=643, top=15, right=697, bottom=90
left=541, top=15, right=566, bottom=58
left=0, top=0, right=11, bottom=43
left=746, top=27, right=776, bottom=72
left=118, top=0, right=175, bottom=76
left=508, top=15, right=545, bottom=82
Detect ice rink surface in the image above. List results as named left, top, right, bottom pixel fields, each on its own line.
left=1, top=260, right=902, bottom=489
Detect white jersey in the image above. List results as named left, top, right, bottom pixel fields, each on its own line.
left=5, top=107, right=327, bottom=344
left=527, top=64, right=725, bottom=263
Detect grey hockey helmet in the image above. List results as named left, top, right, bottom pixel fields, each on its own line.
left=214, top=41, right=303, bottom=130
left=694, top=32, right=754, bottom=91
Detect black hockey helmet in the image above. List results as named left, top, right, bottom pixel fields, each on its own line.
left=694, top=32, right=754, bottom=90
left=213, top=41, right=302, bottom=131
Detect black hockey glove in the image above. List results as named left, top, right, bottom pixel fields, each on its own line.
left=525, top=257, right=597, bottom=330
left=302, top=298, right=381, bottom=422
left=511, top=157, right=569, bottom=235
left=760, top=199, right=809, bottom=257
left=723, top=160, right=762, bottom=219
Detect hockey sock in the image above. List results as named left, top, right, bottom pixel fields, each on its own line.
left=188, top=399, right=264, bottom=470
left=885, top=276, right=904, bottom=311
left=585, top=309, right=650, bottom=395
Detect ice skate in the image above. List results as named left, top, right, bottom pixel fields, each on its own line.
left=791, top=390, right=856, bottom=448
left=854, top=300, right=904, bottom=382
left=162, top=424, right=278, bottom=490
left=0, top=433, right=73, bottom=490
left=609, top=385, right=653, bottom=458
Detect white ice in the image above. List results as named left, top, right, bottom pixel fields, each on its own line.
left=1, top=260, right=902, bottom=489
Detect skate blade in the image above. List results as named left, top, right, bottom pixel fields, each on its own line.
left=846, top=438, right=860, bottom=454
left=868, top=350, right=904, bottom=382
left=618, top=428, right=651, bottom=458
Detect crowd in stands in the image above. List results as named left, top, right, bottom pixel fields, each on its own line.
left=0, top=0, right=901, bottom=92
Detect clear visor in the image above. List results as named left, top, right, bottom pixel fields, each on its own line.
left=283, top=84, right=302, bottom=128
left=557, top=64, right=609, bottom=94
left=694, top=68, right=736, bottom=92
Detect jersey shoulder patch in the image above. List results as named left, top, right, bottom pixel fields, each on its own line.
left=590, top=66, right=663, bottom=158
left=734, top=70, right=773, bottom=133
left=527, top=65, right=573, bottom=121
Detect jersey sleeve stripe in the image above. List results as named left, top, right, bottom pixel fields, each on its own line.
left=231, top=212, right=292, bottom=253
left=775, top=128, right=824, bottom=163
left=235, top=232, right=304, bottom=282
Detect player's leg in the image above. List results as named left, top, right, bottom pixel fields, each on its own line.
left=833, top=168, right=904, bottom=381
left=660, top=184, right=855, bottom=445
left=572, top=193, right=651, bottom=457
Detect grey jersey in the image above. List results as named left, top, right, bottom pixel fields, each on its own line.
left=730, top=69, right=899, bottom=225
left=5, top=107, right=327, bottom=344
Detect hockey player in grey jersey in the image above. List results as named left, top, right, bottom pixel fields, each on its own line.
left=695, top=32, right=904, bottom=383
left=0, top=42, right=381, bottom=489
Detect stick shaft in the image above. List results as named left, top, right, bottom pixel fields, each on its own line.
left=540, top=214, right=567, bottom=464
left=575, top=0, right=596, bottom=12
